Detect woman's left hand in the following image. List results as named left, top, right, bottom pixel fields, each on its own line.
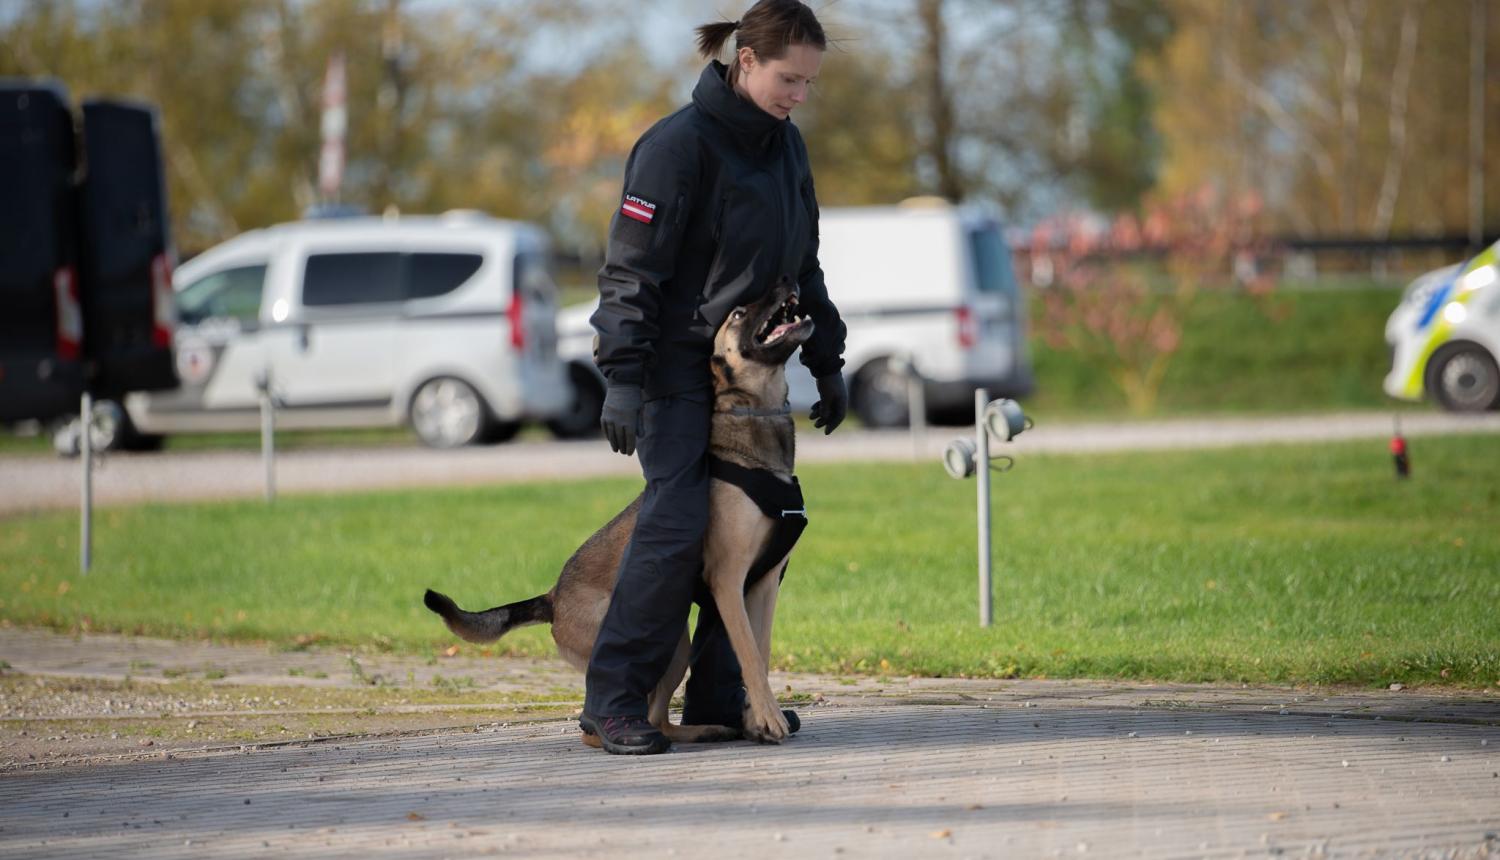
left=810, top=373, right=847, bottom=435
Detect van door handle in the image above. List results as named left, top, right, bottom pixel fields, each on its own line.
left=297, top=324, right=311, bottom=352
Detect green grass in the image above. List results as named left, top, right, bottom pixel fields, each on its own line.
left=4, top=434, right=1497, bottom=689
left=1028, top=280, right=1407, bottom=417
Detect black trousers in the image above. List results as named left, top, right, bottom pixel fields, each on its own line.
left=583, top=389, right=744, bottom=719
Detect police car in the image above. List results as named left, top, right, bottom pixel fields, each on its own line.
left=1384, top=239, right=1500, bottom=412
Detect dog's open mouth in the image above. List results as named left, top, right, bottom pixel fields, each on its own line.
left=755, top=294, right=811, bottom=346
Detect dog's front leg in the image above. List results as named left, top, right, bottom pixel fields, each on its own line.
left=747, top=559, right=784, bottom=673
left=709, top=575, right=789, bottom=743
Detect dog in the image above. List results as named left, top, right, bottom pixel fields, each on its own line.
left=424, top=276, right=814, bottom=745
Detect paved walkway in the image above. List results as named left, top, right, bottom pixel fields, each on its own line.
left=5, top=411, right=1500, bottom=513
left=2, top=629, right=1498, bottom=858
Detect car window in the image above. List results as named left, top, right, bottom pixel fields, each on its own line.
left=969, top=225, right=1019, bottom=295
left=176, top=264, right=267, bottom=324
left=302, top=252, right=403, bottom=306
left=406, top=253, right=483, bottom=300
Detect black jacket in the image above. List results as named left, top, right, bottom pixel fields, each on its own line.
left=591, top=61, right=847, bottom=400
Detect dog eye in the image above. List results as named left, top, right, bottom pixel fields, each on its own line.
left=732, top=310, right=745, bottom=320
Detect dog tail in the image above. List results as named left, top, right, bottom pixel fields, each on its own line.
left=423, top=588, right=553, bottom=644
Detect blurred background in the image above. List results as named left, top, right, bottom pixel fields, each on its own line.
left=3, top=0, right=1498, bottom=448
left=5, top=0, right=1494, bottom=256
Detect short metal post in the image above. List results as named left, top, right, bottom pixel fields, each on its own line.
left=260, top=370, right=276, bottom=503
left=975, top=388, right=992, bottom=627
left=80, top=391, right=93, bottom=574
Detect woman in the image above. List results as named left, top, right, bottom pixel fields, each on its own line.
left=581, top=0, right=848, bottom=755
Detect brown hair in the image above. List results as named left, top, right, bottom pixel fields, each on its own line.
left=695, top=1, right=827, bottom=87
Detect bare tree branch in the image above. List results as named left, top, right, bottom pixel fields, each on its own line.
left=1332, top=0, right=1367, bottom=232
left=1221, top=54, right=1337, bottom=188
left=1373, top=2, right=1420, bottom=238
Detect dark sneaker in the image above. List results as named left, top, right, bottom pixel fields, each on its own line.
left=578, top=713, right=671, bottom=756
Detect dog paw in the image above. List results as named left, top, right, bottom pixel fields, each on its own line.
left=742, top=703, right=790, bottom=744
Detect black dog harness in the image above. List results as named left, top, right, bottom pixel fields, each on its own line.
left=708, top=455, right=807, bottom=588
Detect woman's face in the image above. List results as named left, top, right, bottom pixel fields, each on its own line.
left=735, top=43, right=823, bottom=121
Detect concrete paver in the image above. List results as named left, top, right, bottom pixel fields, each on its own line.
left=2, top=628, right=1499, bottom=857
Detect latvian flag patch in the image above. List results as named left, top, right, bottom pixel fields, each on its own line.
left=620, top=194, right=657, bottom=225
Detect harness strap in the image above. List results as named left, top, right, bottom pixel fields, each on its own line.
left=716, top=405, right=792, bottom=418
left=707, top=455, right=807, bottom=588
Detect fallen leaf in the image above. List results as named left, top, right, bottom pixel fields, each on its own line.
left=1267, top=811, right=1288, bottom=821
left=443, top=645, right=460, bottom=658
left=407, top=812, right=426, bottom=822
left=930, top=829, right=952, bottom=839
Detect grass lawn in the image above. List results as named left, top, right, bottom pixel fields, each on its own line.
left=2, top=434, right=1496, bottom=689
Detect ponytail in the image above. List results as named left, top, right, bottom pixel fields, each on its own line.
left=695, top=20, right=739, bottom=59
left=694, top=2, right=826, bottom=62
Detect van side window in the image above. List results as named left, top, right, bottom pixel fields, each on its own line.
left=969, top=226, right=1019, bottom=295
left=303, top=253, right=403, bottom=306
left=176, top=264, right=267, bottom=324
left=406, top=253, right=483, bottom=300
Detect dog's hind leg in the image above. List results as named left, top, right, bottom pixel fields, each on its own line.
left=649, top=630, right=740, bottom=744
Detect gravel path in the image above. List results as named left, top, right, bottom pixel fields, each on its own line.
left=4, top=411, right=1499, bottom=514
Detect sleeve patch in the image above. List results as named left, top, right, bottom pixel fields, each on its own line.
left=620, top=194, right=658, bottom=225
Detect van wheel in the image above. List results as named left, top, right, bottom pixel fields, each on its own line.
left=547, top=364, right=604, bottom=440
left=410, top=377, right=493, bottom=448
left=1429, top=344, right=1500, bottom=412
left=853, top=358, right=911, bottom=428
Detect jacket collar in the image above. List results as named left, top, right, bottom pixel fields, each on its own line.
left=692, top=60, right=786, bottom=151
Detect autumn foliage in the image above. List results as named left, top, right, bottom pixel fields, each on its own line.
left=1028, top=188, right=1275, bottom=415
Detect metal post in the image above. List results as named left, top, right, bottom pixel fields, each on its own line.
left=975, top=388, right=992, bottom=627
left=80, top=391, right=92, bottom=574
left=260, top=370, right=276, bottom=503
left=906, top=353, right=926, bottom=460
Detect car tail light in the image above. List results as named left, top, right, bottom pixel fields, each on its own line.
left=955, top=305, right=976, bottom=349
left=150, top=252, right=175, bottom=348
left=54, top=265, right=82, bottom=360
left=507, top=288, right=526, bottom=350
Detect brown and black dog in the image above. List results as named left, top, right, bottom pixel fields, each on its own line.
left=424, top=277, right=813, bottom=744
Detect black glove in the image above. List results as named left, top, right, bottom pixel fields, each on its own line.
left=810, top=373, right=847, bottom=435
left=601, top=383, right=644, bottom=456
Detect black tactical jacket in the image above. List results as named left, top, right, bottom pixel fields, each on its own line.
left=590, top=61, right=847, bottom=400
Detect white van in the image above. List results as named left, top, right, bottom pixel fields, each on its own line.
left=1384, top=239, right=1500, bottom=412
left=557, top=201, right=1032, bottom=427
left=112, top=213, right=571, bottom=448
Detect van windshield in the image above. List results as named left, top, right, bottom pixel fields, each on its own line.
left=968, top=225, right=1018, bottom=295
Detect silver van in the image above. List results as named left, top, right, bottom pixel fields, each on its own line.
left=88, top=213, right=571, bottom=449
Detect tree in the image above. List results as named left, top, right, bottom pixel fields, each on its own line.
left=1145, top=0, right=1500, bottom=238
